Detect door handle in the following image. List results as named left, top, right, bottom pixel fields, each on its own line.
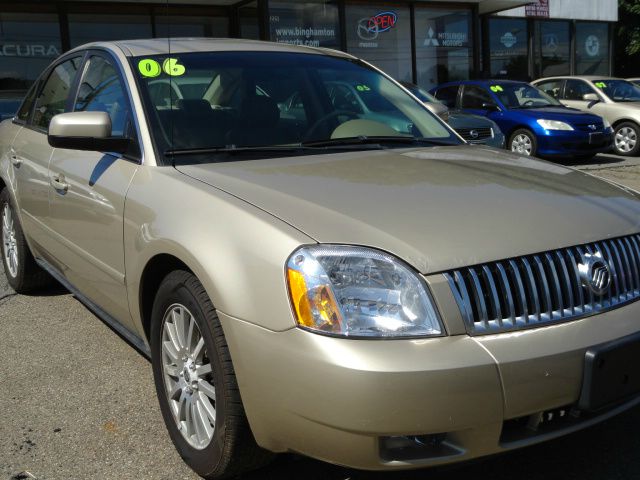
left=51, top=173, right=69, bottom=193
left=9, top=148, right=21, bottom=167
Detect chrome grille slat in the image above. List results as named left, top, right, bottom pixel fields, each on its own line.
left=446, top=234, right=640, bottom=335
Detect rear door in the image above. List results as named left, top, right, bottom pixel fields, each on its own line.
left=47, top=51, right=140, bottom=327
left=11, top=56, right=83, bottom=256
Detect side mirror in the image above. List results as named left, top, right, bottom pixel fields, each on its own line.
left=482, top=102, right=500, bottom=111
left=583, top=93, right=600, bottom=102
left=48, top=111, right=130, bottom=153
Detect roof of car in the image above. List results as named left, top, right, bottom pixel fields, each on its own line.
left=534, top=75, right=618, bottom=82
left=435, top=79, right=528, bottom=88
left=68, top=38, right=355, bottom=59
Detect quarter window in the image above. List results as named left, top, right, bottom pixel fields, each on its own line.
left=32, top=57, right=82, bottom=130
left=74, top=55, right=131, bottom=137
left=535, top=79, right=564, bottom=99
left=564, top=79, right=597, bottom=101
left=433, top=85, right=459, bottom=108
left=460, top=85, right=492, bottom=109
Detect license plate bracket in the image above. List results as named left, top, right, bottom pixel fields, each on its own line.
left=579, top=332, right=640, bottom=412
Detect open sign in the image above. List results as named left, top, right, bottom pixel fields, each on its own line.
left=367, top=11, right=397, bottom=33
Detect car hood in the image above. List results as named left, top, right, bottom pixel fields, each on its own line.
left=176, top=145, right=640, bottom=274
left=509, top=106, right=602, bottom=123
left=448, top=112, right=496, bottom=129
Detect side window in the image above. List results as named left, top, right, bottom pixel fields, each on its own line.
left=433, top=86, right=459, bottom=108
left=16, top=82, right=40, bottom=123
left=536, top=80, right=564, bottom=99
left=564, top=79, right=596, bottom=101
left=74, top=55, right=131, bottom=137
left=32, top=57, right=82, bottom=130
left=461, top=85, right=493, bottom=109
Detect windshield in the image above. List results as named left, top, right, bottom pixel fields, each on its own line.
left=593, top=79, right=640, bottom=102
left=493, top=83, right=563, bottom=109
left=132, top=52, right=458, bottom=162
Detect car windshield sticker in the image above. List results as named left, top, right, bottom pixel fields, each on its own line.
left=138, top=59, right=162, bottom=78
left=356, top=84, right=371, bottom=92
left=162, top=58, right=186, bottom=77
left=490, top=85, right=504, bottom=93
left=137, top=58, right=186, bottom=77
left=594, top=81, right=607, bottom=88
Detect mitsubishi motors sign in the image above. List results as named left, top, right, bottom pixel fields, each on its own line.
left=525, top=0, right=550, bottom=18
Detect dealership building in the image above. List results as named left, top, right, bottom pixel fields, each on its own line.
left=0, top=0, right=617, bottom=94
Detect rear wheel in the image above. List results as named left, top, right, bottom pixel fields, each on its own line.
left=150, top=270, right=272, bottom=479
left=0, top=189, right=51, bottom=293
left=508, top=129, right=537, bottom=157
left=613, top=122, right=640, bottom=156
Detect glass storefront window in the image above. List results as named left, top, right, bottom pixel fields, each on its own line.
left=0, top=13, right=62, bottom=91
left=239, top=1, right=261, bottom=40
left=575, top=22, right=609, bottom=76
left=345, top=5, right=412, bottom=83
left=269, top=1, right=340, bottom=49
left=488, top=18, right=528, bottom=79
left=154, top=15, right=228, bottom=38
left=534, top=20, right=570, bottom=78
left=414, top=7, right=472, bottom=91
left=68, top=14, right=152, bottom=48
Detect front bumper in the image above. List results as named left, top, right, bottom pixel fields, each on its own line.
left=219, top=294, right=640, bottom=470
left=536, top=128, right=614, bottom=158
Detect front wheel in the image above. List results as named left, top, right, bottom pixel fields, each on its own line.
left=508, top=129, right=537, bottom=157
left=150, top=270, right=271, bottom=479
left=613, top=122, right=640, bottom=156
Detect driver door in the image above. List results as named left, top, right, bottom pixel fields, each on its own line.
left=47, top=52, right=139, bottom=328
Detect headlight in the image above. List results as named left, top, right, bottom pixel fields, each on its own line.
left=286, top=245, right=442, bottom=338
left=536, top=119, right=574, bottom=131
left=602, top=117, right=611, bottom=129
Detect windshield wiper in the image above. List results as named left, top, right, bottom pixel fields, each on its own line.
left=301, top=136, right=456, bottom=148
left=165, top=145, right=318, bottom=156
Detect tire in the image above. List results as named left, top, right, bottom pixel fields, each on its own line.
left=613, top=122, right=640, bottom=156
left=508, top=128, right=538, bottom=157
left=0, top=189, right=51, bottom=293
left=150, top=270, right=272, bottom=479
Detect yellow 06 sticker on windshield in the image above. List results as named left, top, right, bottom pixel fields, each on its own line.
left=137, top=57, right=186, bottom=77
left=490, top=85, right=503, bottom=93
left=138, top=59, right=161, bottom=78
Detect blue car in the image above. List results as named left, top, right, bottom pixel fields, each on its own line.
left=430, top=80, right=614, bottom=159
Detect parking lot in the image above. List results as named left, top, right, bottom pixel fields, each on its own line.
left=2, top=152, right=640, bottom=480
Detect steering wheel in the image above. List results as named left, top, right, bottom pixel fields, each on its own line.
left=303, top=110, right=359, bottom=142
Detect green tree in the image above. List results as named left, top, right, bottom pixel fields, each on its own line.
left=616, top=0, right=640, bottom=76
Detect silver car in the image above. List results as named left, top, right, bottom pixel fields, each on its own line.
left=3, top=39, right=640, bottom=479
left=533, top=76, right=640, bottom=156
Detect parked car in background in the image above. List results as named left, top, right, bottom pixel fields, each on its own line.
left=0, top=91, right=25, bottom=122
left=533, top=76, right=640, bottom=156
left=431, top=80, right=613, bottom=159
left=400, top=81, right=505, bottom=149
left=5, top=38, right=640, bottom=480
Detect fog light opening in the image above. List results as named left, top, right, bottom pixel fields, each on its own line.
left=380, top=433, right=464, bottom=461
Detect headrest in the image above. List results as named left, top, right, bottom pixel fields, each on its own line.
left=176, top=99, right=213, bottom=117
left=241, top=96, right=280, bottom=127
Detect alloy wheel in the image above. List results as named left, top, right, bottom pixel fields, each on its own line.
left=2, top=203, right=18, bottom=277
left=161, top=304, right=217, bottom=450
left=511, top=134, right=533, bottom=155
left=615, top=126, right=637, bottom=154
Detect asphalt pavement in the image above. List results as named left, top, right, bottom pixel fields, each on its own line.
left=2, top=153, right=640, bottom=480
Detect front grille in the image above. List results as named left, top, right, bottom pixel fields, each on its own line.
left=445, top=234, right=640, bottom=335
left=455, top=127, right=493, bottom=142
left=574, top=122, right=604, bottom=132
